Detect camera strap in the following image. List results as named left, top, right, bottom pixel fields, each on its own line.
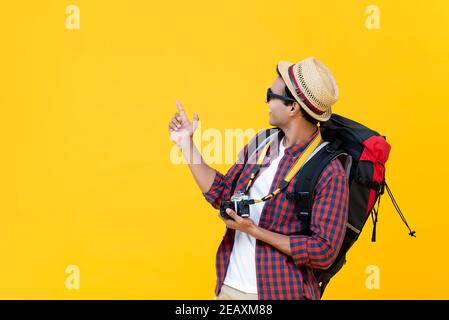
left=245, top=129, right=323, bottom=205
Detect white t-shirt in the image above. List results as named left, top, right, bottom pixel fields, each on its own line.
left=223, top=137, right=286, bottom=294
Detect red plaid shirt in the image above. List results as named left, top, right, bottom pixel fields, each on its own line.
left=203, top=128, right=349, bottom=300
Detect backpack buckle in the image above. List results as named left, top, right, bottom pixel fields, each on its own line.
left=286, top=192, right=311, bottom=222
left=298, top=211, right=310, bottom=222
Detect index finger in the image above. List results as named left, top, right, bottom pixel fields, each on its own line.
left=176, top=100, right=186, bottom=116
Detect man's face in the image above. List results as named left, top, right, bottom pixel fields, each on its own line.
left=267, top=76, right=294, bottom=127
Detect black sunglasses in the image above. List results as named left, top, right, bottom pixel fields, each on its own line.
left=266, top=88, right=296, bottom=105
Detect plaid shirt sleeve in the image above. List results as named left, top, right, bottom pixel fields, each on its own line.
left=289, top=159, right=349, bottom=269
left=202, top=170, right=228, bottom=209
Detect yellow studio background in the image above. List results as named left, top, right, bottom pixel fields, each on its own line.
left=0, top=0, right=448, bottom=299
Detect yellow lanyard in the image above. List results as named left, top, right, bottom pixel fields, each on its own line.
left=244, top=130, right=323, bottom=204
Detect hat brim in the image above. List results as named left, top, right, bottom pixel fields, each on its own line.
left=277, top=60, right=332, bottom=122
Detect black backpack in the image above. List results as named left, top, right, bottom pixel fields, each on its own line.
left=231, top=113, right=416, bottom=297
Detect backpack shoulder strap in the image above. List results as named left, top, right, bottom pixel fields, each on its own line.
left=229, top=127, right=282, bottom=194
left=287, top=139, right=348, bottom=234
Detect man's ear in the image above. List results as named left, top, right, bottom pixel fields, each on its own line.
left=290, top=102, right=300, bottom=113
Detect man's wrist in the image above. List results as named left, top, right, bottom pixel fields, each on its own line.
left=181, top=136, right=202, bottom=165
left=249, top=224, right=262, bottom=239
left=179, top=136, right=194, bottom=158
left=179, top=135, right=193, bottom=150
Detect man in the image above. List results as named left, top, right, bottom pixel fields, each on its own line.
left=168, top=57, right=349, bottom=300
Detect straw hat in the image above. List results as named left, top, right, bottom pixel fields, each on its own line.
left=277, top=57, right=339, bottom=122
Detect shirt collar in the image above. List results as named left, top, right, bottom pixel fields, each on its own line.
left=280, top=127, right=320, bottom=158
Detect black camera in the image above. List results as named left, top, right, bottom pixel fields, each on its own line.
left=219, top=192, right=251, bottom=219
